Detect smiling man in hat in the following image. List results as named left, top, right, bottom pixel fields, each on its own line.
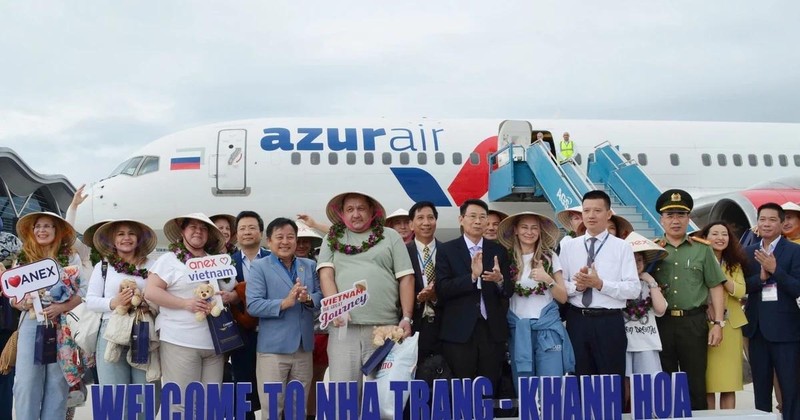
left=317, top=192, right=415, bottom=390
left=782, top=202, right=800, bottom=244
left=652, top=189, right=726, bottom=411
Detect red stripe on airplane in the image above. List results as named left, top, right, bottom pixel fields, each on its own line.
left=740, top=189, right=800, bottom=209
left=447, top=136, right=497, bottom=206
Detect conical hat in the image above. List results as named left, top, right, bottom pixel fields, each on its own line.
left=556, top=206, right=583, bottom=230
left=385, top=209, right=409, bottom=225
left=81, top=219, right=114, bottom=248
left=488, top=209, right=509, bottom=220
left=163, top=213, right=225, bottom=253
left=93, top=219, right=157, bottom=257
left=296, top=219, right=323, bottom=248
left=497, top=211, right=562, bottom=250
left=626, top=232, right=668, bottom=264
left=210, top=214, right=237, bottom=245
left=782, top=202, right=800, bottom=213
left=325, top=191, right=385, bottom=225
left=610, top=211, right=634, bottom=239
left=16, top=211, right=76, bottom=246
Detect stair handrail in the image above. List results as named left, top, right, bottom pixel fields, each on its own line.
left=527, top=140, right=586, bottom=211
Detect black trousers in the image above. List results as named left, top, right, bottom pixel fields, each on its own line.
left=656, top=312, right=708, bottom=411
left=749, top=330, right=800, bottom=418
left=415, top=315, right=442, bottom=363
left=230, top=328, right=260, bottom=420
left=441, top=318, right=504, bottom=388
left=565, top=307, right=627, bottom=377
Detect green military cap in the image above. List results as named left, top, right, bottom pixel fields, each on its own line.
left=656, top=189, right=693, bottom=213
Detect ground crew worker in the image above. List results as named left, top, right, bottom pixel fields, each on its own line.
left=652, top=189, right=726, bottom=411
left=559, top=132, right=575, bottom=161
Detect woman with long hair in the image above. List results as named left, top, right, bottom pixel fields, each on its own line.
left=8, top=212, right=89, bottom=419
left=86, top=219, right=158, bottom=417
left=499, top=211, right=574, bottom=386
left=698, top=221, right=749, bottom=409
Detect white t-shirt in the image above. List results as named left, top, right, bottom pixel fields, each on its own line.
left=510, top=252, right=563, bottom=319
left=150, top=252, right=214, bottom=350
left=625, top=280, right=662, bottom=352
left=86, top=259, right=155, bottom=320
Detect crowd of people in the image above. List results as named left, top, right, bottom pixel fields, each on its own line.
left=1, top=186, right=799, bottom=419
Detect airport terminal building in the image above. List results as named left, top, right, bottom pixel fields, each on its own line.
left=0, top=147, right=75, bottom=234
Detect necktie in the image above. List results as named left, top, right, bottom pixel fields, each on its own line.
left=422, top=246, right=436, bottom=318
left=582, top=237, right=597, bottom=307
left=470, top=245, right=488, bottom=319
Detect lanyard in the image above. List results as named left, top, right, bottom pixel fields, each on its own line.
left=584, top=233, right=610, bottom=265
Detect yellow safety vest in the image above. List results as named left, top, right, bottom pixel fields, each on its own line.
left=560, top=140, right=574, bottom=159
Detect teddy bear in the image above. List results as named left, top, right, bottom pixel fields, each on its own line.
left=194, top=283, right=222, bottom=321
left=114, top=279, right=143, bottom=315
left=372, top=325, right=406, bottom=347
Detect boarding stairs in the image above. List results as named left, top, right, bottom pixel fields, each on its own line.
left=489, top=121, right=698, bottom=238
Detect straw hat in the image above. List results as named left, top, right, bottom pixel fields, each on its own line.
left=610, top=211, right=634, bottom=238
left=16, top=211, right=76, bottom=246
left=497, top=211, right=562, bottom=250
left=556, top=205, right=583, bottom=230
left=782, top=202, right=800, bottom=213
left=163, top=213, right=225, bottom=253
left=81, top=219, right=113, bottom=248
left=92, top=219, right=157, bottom=257
left=210, top=213, right=238, bottom=245
left=488, top=209, right=509, bottom=220
left=325, top=191, right=386, bottom=225
left=385, top=209, right=410, bottom=226
left=626, top=232, right=668, bottom=264
left=296, top=219, right=323, bottom=248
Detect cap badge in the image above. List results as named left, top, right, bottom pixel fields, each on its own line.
left=671, top=192, right=681, bottom=202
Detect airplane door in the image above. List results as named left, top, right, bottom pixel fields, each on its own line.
left=216, top=129, right=247, bottom=193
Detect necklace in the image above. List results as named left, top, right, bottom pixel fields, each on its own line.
left=327, top=222, right=384, bottom=255
left=170, top=241, right=200, bottom=263
left=511, top=250, right=554, bottom=297
left=106, top=253, right=148, bottom=278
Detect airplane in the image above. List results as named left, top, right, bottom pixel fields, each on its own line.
left=72, top=118, right=800, bottom=246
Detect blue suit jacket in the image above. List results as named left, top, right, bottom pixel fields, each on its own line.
left=232, top=247, right=271, bottom=282
left=742, top=238, right=800, bottom=342
left=246, top=255, right=322, bottom=354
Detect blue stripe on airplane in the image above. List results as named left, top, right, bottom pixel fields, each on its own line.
left=390, top=167, right=452, bottom=207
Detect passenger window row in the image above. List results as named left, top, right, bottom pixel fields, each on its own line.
left=290, top=152, right=481, bottom=166
left=699, top=153, right=799, bottom=167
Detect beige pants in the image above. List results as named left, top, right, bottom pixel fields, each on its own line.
left=256, top=351, right=313, bottom=420
left=159, top=341, right=225, bottom=414
left=326, top=324, right=377, bottom=391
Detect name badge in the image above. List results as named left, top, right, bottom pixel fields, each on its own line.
left=762, top=284, right=778, bottom=302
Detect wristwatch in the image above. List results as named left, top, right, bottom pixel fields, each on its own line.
left=546, top=281, right=556, bottom=289
left=647, top=282, right=659, bottom=289
left=402, top=316, right=414, bottom=326
left=711, top=320, right=726, bottom=328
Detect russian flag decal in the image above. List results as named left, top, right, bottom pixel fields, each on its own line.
left=170, top=156, right=201, bottom=170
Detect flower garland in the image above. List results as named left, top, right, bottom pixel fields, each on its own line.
left=327, top=221, right=384, bottom=255
left=106, top=253, right=149, bottom=278
left=511, top=250, right=554, bottom=297
left=18, top=242, right=71, bottom=267
left=623, top=297, right=652, bottom=322
left=169, top=241, right=196, bottom=264
left=224, top=242, right=237, bottom=267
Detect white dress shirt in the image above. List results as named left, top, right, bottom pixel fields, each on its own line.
left=559, top=230, right=640, bottom=308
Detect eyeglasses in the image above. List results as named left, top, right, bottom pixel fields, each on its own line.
left=34, top=224, right=55, bottom=231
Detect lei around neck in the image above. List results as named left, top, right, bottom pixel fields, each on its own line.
left=106, top=253, right=148, bottom=278
left=510, top=249, right=554, bottom=297
left=327, top=220, right=385, bottom=255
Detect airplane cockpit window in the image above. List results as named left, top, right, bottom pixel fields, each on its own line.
left=669, top=154, right=680, bottom=166
left=382, top=152, right=392, bottom=165
left=417, top=153, right=427, bottom=165
left=435, top=152, right=444, bottom=165
left=328, top=153, right=338, bottom=165
left=763, top=154, right=773, bottom=167
left=779, top=154, right=788, bottom=167
left=701, top=154, right=711, bottom=167
left=346, top=152, right=356, bottom=165
left=637, top=153, right=647, bottom=166
left=400, top=153, right=410, bottom=165
left=121, top=157, right=143, bottom=176
left=717, top=154, right=727, bottom=166
left=733, top=154, right=742, bottom=166
left=137, top=156, right=159, bottom=176
left=469, top=152, right=480, bottom=166
left=364, top=152, right=374, bottom=165
left=748, top=154, right=758, bottom=166
left=291, top=153, right=301, bottom=165
left=108, top=159, right=131, bottom=178
left=452, top=153, right=462, bottom=165
left=310, top=152, right=320, bottom=165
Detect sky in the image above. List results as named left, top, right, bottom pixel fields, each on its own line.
left=2, top=1, right=798, bottom=186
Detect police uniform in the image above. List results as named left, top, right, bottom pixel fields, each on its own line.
left=652, top=190, right=726, bottom=411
